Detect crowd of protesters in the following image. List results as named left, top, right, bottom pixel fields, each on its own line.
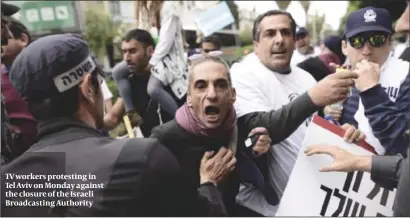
left=1, top=0, right=410, bottom=216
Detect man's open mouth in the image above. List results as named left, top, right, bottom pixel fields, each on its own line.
left=205, top=105, right=220, bottom=115
left=127, top=63, right=136, bottom=68
left=204, top=105, right=221, bottom=122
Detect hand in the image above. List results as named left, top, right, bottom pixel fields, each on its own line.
left=341, top=123, right=365, bottom=143
left=304, top=145, right=372, bottom=172
left=249, top=127, right=271, bottom=157
left=199, top=147, right=237, bottom=185
left=353, top=59, right=380, bottom=92
left=328, top=62, right=346, bottom=73
left=308, top=69, right=358, bottom=106
left=328, top=62, right=351, bottom=72
left=324, top=105, right=342, bottom=121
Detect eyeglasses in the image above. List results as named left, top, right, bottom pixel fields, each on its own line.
left=348, top=32, right=389, bottom=49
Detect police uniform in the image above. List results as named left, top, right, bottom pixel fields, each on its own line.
left=1, top=34, right=226, bottom=216
left=1, top=2, right=20, bottom=17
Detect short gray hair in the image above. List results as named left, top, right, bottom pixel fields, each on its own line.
left=188, top=55, right=232, bottom=88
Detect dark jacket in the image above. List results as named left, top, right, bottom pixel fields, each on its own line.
left=371, top=148, right=410, bottom=216
left=297, top=56, right=332, bottom=82
left=400, top=46, right=410, bottom=62
left=151, top=120, right=252, bottom=216
left=129, top=74, right=184, bottom=137
left=1, top=66, right=37, bottom=158
left=1, top=118, right=226, bottom=217
left=237, top=93, right=321, bottom=207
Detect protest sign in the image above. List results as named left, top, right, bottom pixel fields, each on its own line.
left=195, top=2, right=234, bottom=37
left=276, top=115, right=396, bottom=216
left=5, top=1, right=83, bottom=37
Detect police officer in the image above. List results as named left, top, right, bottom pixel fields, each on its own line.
left=1, top=34, right=235, bottom=216
left=1, top=2, right=18, bottom=44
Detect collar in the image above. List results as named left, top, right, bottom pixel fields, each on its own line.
left=38, top=117, right=101, bottom=139
left=246, top=52, right=292, bottom=75
left=276, top=67, right=292, bottom=74
left=380, top=55, right=392, bottom=72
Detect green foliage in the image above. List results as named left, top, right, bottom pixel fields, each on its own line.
left=276, top=1, right=291, bottom=10
left=300, top=1, right=310, bottom=14
left=105, top=79, right=144, bottom=138
left=235, top=44, right=253, bottom=57
left=239, top=24, right=253, bottom=46
left=106, top=79, right=120, bottom=102
left=84, top=6, right=122, bottom=58
left=109, top=123, right=127, bottom=138
left=105, top=79, right=125, bottom=138
left=338, top=1, right=361, bottom=35
left=306, top=13, right=325, bottom=44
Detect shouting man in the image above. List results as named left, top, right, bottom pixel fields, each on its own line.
left=150, top=56, right=273, bottom=216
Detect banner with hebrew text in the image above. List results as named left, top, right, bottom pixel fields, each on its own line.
left=276, top=115, right=396, bottom=216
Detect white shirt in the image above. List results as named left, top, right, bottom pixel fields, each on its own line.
left=290, top=47, right=320, bottom=66
left=392, top=42, right=409, bottom=59
left=231, top=53, right=317, bottom=215
left=101, top=80, right=113, bottom=101
left=149, top=1, right=187, bottom=99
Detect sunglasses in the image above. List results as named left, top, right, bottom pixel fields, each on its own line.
left=348, top=32, right=389, bottom=49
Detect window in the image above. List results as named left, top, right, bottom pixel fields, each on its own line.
left=109, top=1, right=121, bottom=17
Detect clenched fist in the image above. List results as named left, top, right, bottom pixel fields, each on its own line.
left=308, top=69, right=358, bottom=106
left=249, top=127, right=271, bottom=157
left=353, top=59, right=381, bottom=92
